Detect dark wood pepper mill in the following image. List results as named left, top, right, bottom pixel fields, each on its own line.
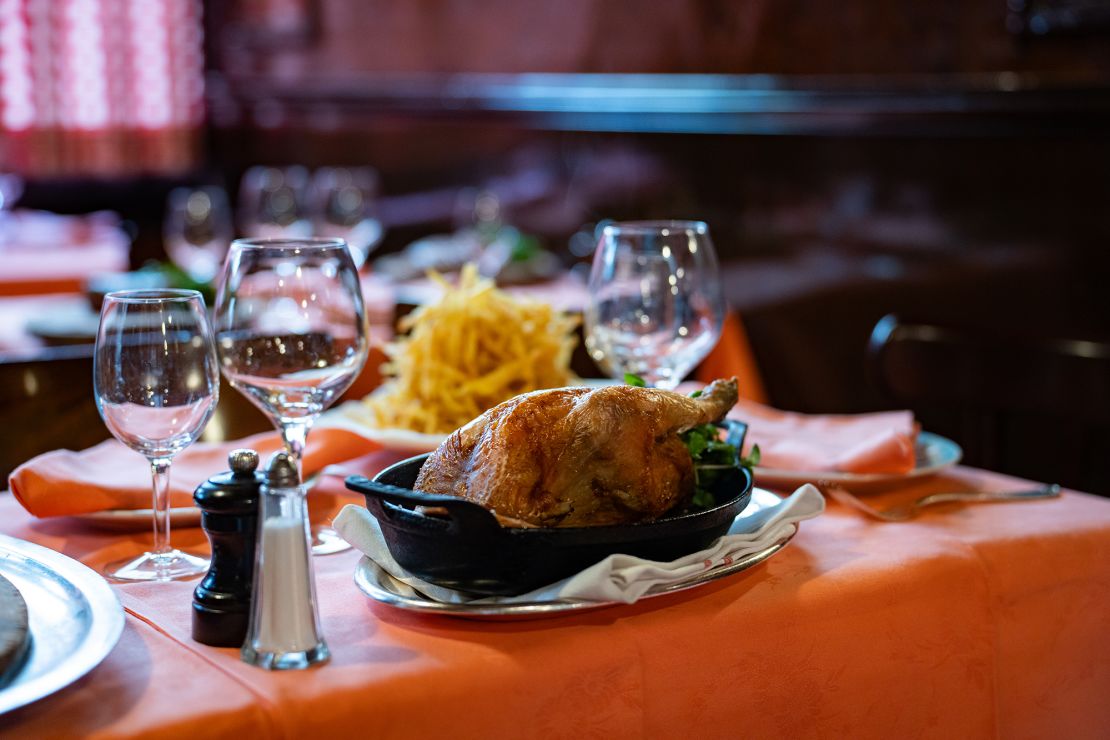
left=192, top=448, right=262, bottom=647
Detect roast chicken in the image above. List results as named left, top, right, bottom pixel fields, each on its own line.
left=414, top=377, right=739, bottom=527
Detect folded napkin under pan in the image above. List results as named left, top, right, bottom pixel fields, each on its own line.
left=335, top=483, right=823, bottom=606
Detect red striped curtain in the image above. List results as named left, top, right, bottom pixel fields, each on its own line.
left=0, top=0, right=204, bottom=177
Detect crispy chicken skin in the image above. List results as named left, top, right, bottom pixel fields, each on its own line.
left=414, top=377, right=739, bottom=527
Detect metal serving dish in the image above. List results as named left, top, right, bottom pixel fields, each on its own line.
left=345, top=449, right=753, bottom=597
left=0, top=535, right=124, bottom=715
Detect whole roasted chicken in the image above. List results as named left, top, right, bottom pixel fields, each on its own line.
left=414, top=377, right=739, bottom=527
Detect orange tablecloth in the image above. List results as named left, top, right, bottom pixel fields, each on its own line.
left=1, top=462, right=1108, bottom=739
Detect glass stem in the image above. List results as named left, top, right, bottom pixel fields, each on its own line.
left=150, top=457, right=173, bottom=556
left=280, top=419, right=313, bottom=483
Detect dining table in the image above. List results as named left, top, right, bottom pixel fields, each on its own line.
left=0, top=210, right=131, bottom=298
left=1, top=442, right=1107, bottom=739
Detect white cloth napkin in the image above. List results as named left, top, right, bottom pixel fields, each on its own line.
left=334, top=484, right=824, bottom=605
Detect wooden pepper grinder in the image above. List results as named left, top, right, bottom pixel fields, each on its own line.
left=192, top=448, right=262, bottom=647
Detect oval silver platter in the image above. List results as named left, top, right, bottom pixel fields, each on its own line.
left=0, top=534, right=125, bottom=714
left=354, top=487, right=796, bottom=621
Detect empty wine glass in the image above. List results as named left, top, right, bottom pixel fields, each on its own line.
left=309, top=167, right=384, bottom=268
left=584, top=221, right=725, bottom=389
left=164, top=186, right=234, bottom=283
left=238, top=166, right=313, bottom=239
left=214, top=238, right=369, bottom=555
left=0, top=171, right=23, bottom=249
left=94, top=289, right=219, bottom=581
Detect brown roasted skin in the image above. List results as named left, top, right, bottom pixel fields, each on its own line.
left=414, top=377, right=739, bottom=527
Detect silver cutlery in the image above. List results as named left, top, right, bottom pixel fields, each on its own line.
left=821, top=482, right=1062, bottom=522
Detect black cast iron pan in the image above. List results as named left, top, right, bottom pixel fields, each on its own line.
left=344, top=421, right=753, bottom=596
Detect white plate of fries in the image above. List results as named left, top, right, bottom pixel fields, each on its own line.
left=321, top=403, right=448, bottom=453
left=325, top=378, right=617, bottom=454
left=333, top=264, right=583, bottom=450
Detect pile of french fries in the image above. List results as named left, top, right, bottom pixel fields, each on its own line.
left=353, top=264, right=579, bottom=434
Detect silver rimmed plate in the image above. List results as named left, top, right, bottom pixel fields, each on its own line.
left=754, top=431, right=962, bottom=492
left=353, top=488, right=796, bottom=620
left=74, top=506, right=202, bottom=531
left=0, top=534, right=124, bottom=714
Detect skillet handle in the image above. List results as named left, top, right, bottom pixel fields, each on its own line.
left=344, top=475, right=503, bottom=535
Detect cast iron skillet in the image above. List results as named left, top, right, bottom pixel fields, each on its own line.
left=344, top=421, right=753, bottom=596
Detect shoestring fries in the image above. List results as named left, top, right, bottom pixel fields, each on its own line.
left=354, top=264, right=579, bottom=434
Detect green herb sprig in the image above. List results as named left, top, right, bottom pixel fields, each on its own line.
left=623, top=373, right=646, bottom=387
left=623, top=375, right=759, bottom=510
left=681, top=423, right=760, bottom=509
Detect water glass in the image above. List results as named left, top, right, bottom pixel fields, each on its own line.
left=164, top=186, right=234, bottom=283
left=584, top=221, right=725, bottom=389
left=309, top=167, right=384, bottom=268
left=238, top=166, right=313, bottom=239
left=93, top=289, right=219, bottom=581
left=214, top=237, right=369, bottom=554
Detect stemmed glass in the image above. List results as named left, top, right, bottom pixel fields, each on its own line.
left=238, top=166, right=313, bottom=239
left=164, top=186, right=234, bottom=283
left=214, top=238, right=369, bottom=554
left=309, top=167, right=384, bottom=268
left=93, top=289, right=219, bottom=581
left=584, top=221, right=725, bottom=389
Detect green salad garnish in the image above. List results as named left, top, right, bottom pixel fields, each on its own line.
left=681, top=423, right=757, bottom=509
left=623, top=373, right=647, bottom=387
left=623, top=375, right=759, bottom=510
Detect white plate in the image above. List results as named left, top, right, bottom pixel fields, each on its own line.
left=320, top=400, right=447, bottom=453
left=339, top=425, right=447, bottom=454
left=753, top=431, right=962, bottom=492
left=322, top=379, right=617, bottom=454
left=0, top=534, right=124, bottom=714
left=353, top=487, right=796, bottom=620
left=74, top=506, right=202, bottom=532
left=321, top=386, right=617, bottom=454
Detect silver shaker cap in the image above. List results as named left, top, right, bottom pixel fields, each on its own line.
left=264, top=451, right=299, bottom=488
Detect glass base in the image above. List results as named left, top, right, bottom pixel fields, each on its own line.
left=311, top=524, right=351, bottom=556
left=105, top=549, right=209, bottom=582
left=242, top=640, right=330, bottom=670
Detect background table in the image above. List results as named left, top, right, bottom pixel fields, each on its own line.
left=1, top=463, right=1108, bottom=739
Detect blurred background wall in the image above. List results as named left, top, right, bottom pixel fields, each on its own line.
left=3, top=0, right=1109, bottom=417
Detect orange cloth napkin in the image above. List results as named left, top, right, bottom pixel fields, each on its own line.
left=731, top=399, right=918, bottom=474
left=9, top=428, right=381, bottom=518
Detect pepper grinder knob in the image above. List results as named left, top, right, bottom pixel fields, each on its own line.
left=229, top=448, right=259, bottom=475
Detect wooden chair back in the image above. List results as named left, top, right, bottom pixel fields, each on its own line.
left=867, top=315, right=1110, bottom=495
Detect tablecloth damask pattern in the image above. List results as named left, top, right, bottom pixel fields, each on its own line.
left=1, top=464, right=1108, bottom=739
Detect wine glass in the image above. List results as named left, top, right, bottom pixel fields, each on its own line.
left=163, top=186, right=234, bottom=283
left=584, top=221, right=725, bottom=389
left=309, top=167, right=384, bottom=268
left=238, top=166, right=313, bottom=239
left=0, top=171, right=23, bottom=249
left=214, top=238, right=369, bottom=554
left=93, top=289, right=219, bottom=581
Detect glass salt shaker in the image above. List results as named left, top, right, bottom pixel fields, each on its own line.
left=241, top=451, right=330, bottom=670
